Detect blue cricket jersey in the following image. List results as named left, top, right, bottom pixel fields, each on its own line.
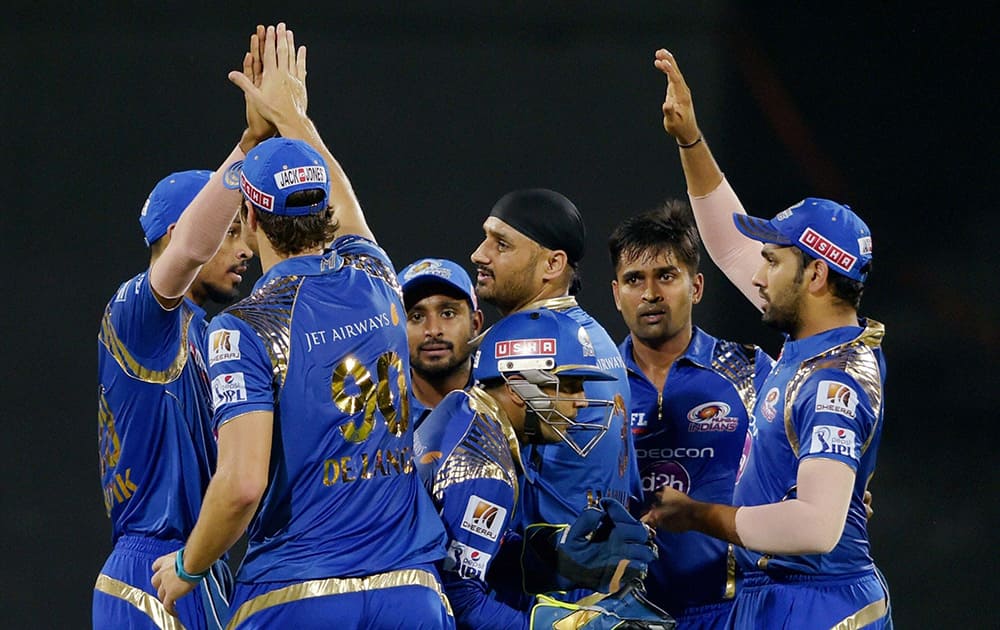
left=621, top=327, right=772, bottom=616
left=97, top=271, right=216, bottom=543
left=520, top=297, right=639, bottom=519
left=207, top=236, right=448, bottom=583
left=415, top=387, right=532, bottom=630
left=734, top=320, right=887, bottom=576
left=511, top=297, right=639, bottom=595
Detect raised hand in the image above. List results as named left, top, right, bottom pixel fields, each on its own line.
left=229, top=22, right=308, bottom=131
left=241, top=25, right=276, bottom=146
left=653, top=49, right=701, bottom=146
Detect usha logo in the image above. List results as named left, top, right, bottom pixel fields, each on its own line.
left=495, top=338, right=556, bottom=358
left=799, top=228, right=857, bottom=273
left=241, top=172, right=274, bottom=210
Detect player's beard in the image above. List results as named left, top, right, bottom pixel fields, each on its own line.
left=760, top=284, right=804, bottom=337
left=203, top=281, right=242, bottom=306
left=475, top=253, right=540, bottom=314
left=412, top=340, right=472, bottom=379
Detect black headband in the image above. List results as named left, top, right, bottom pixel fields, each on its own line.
left=489, top=188, right=586, bottom=263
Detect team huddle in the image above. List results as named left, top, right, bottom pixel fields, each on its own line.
left=94, top=23, right=892, bottom=630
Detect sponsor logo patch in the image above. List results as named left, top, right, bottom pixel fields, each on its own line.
left=212, top=372, right=247, bottom=409
left=815, top=380, right=859, bottom=419
left=273, top=165, right=327, bottom=189
left=460, top=495, right=507, bottom=541
left=641, top=461, right=691, bottom=495
left=630, top=412, right=647, bottom=429
left=808, top=425, right=857, bottom=459
left=445, top=540, right=492, bottom=580
left=799, top=227, right=857, bottom=274
left=761, top=387, right=780, bottom=422
left=577, top=326, right=596, bottom=357
left=208, top=329, right=241, bottom=366
left=686, top=401, right=739, bottom=432
left=858, top=235, right=873, bottom=256
left=495, top=338, right=556, bottom=358
left=240, top=172, right=274, bottom=211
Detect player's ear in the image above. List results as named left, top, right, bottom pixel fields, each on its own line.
left=691, top=272, right=704, bottom=304
left=543, top=249, right=568, bottom=280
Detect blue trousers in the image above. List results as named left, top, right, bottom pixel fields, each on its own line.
left=226, top=565, right=455, bottom=629
left=728, top=568, right=892, bottom=630
left=93, top=535, right=232, bottom=629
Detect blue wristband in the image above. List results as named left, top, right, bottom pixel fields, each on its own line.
left=175, top=547, right=210, bottom=584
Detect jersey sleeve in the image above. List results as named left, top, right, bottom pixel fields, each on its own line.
left=438, top=477, right=529, bottom=630
left=107, top=272, right=185, bottom=363
left=793, top=369, right=876, bottom=471
left=205, top=313, right=276, bottom=431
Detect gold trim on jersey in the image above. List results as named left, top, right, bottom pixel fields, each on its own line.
left=829, top=596, right=888, bottom=630
left=711, top=340, right=761, bottom=418
left=225, top=568, right=451, bottom=629
left=429, top=387, right=521, bottom=509
left=226, top=275, right=302, bottom=390
left=99, top=304, right=193, bottom=384
left=783, top=320, right=885, bottom=457
left=724, top=543, right=737, bottom=599
left=94, top=574, right=186, bottom=630
left=469, top=295, right=579, bottom=346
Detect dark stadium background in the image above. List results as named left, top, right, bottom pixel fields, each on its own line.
left=3, top=3, right=994, bottom=627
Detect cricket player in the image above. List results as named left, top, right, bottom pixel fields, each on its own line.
left=471, top=188, right=640, bottom=595
left=150, top=24, right=452, bottom=628
left=398, top=257, right=483, bottom=426
left=415, top=308, right=669, bottom=629
left=93, top=28, right=271, bottom=628
left=642, top=48, right=892, bottom=629
left=609, top=202, right=773, bottom=628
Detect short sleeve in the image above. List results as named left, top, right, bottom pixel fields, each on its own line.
left=794, top=369, right=876, bottom=470
left=205, top=313, right=276, bottom=431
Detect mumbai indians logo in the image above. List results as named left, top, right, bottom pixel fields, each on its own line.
left=761, top=387, right=780, bottom=422
left=403, top=259, right=452, bottom=281
left=273, top=165, right=328, bottom=189
left=208, top=329, right=241, bottom=366
left=686, top=401, right=739, bottom=432
left=461, top=496, right=507, bottom=541
left=815, top=380, right=859, bottom=419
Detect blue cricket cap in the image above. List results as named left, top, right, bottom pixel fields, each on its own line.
left=398, top=258, right=478, bottom=310
left=224, top=137, right=330, bottom=216
left=139, top=170, right=212, bottom=246
left=732, top=197, right=873, bottom=282
left=473, top=309, right=615, bottom=383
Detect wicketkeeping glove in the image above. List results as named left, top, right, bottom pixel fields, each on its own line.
left=529, top=580, right=676, bottom=630
left=555, top=498, right=658, bottom=594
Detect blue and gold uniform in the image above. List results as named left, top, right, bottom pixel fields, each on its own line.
left=517, top=297, right=640, bottom=595
left=415, top=387, right=530, bottom=629
left=622, top=328, right=772, bottom=629
left=731, top=320, right=891, bottom=629
left=207, top=235, right=451, bottom=628
left=95, top=272, right=232, bottom=630
left=95, top=168, right=234, bottom=630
